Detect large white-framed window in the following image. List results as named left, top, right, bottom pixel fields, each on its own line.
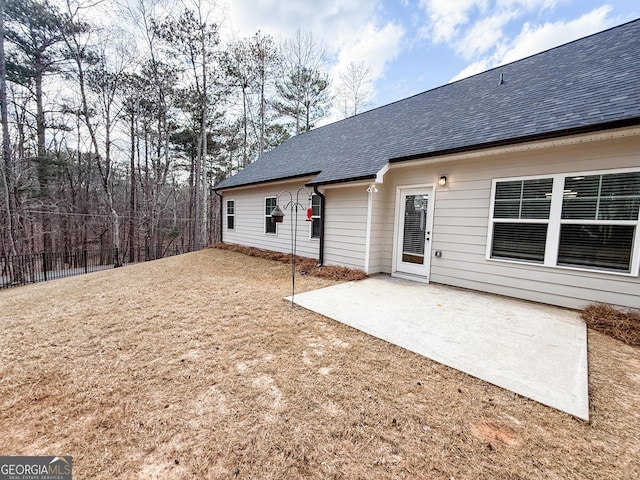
left=490, top=177, right=553, bottom=263
left=265, top=197, right=277, bottom=234
left=487, top=168, right=640, bottom=275
left=310, top=194, right=321, bottom=239
left=226, top=200, right=235, bottom=230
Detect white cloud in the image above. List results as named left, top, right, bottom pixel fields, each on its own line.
left=495, top=0, right=562, bottom=10
left=321, top=21, right=404, bottom=124
left=450, top=5, right=617, bottom=81
left=453, top=11, right=516, bottom=60
left=331, top=22, right=405, bottom=80
left=498, top=5, right=615, bottom=64
left=418, top=0, right=567, bottom=46
left=419, top=0, right=488, bottom=42
left=450, top=60, right=491, bottom=82
left=225, top=0, right=376, bottom=41
left=225, top=0, right=405, bottom=91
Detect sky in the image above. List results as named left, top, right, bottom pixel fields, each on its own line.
left=222, top=0, right=638, bottom=117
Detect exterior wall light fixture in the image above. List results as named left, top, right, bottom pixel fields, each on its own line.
left=438, top=176, right=447, bottom=186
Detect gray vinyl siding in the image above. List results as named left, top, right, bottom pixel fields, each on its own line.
left=220, top=180, right=371, bottom=271
left=220, top=179, right=320, bottom=260
left=381, top=132, right=640, bottom=309
left=322, top=186, right=369, bottom=270
left=218, top=132, right=639, bottom=310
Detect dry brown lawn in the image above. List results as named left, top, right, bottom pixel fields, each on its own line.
left=1, top=248, right=639, bottom=479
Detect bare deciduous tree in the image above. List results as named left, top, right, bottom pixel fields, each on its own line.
left=335, top=61, right=373, bottom=118
left=1, top=0, right=348, bottom=260
left=274, top=29, right=331, bottom=134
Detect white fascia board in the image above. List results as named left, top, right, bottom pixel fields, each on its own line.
left=216, top=176, right=315, bottom=194
left=389, top=126, right=640, bottom=170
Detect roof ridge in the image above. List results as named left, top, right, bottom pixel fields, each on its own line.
left=215, top=18, right=640, bottom=190
left=295, top=18, right=640, bottom=135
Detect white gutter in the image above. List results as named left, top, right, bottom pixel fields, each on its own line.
left=375, top=163, right=390, bottom=184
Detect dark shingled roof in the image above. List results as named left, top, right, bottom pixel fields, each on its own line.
left=214, top=19, right=640, bottom=190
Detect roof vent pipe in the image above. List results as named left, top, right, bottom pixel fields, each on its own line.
left=499, top=73, right=505, bottom=85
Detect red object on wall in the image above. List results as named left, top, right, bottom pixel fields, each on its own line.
left=306, top=207, right=313, bottom=221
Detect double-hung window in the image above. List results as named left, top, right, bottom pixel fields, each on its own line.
left=310, top=194, right=321, bottom=239
left=491, top=178, right=553, bottom=262
left=488, top=169, right=640, bottom=275
left=558, top=172, right=640, bottom=272
left=265, top=197, right=277, bottom=234
left=226, top=200, right=235, bottom=230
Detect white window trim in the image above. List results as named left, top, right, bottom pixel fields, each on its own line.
left=226, top=199, right=235, bottom=231
left=309, top=194, right=321, bottom=240
left=486, top=167, right=640, bottom=277
left=264, top=196, right=278, bottom=235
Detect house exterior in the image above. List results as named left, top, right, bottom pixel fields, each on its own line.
left=214, top=20, right=640, bottom=310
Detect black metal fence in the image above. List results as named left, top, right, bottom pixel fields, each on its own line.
left=1, top=244, right=206, bottom=289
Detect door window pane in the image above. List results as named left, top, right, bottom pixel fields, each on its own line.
left=402, top=195, right=427, bottom=264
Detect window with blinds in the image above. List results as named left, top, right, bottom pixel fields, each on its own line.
left=226, top=200, right=235, bottom=230
left=558, top=172, right=640, bottom=272
left=265, top=197, right=277, bottom=234
left=310, top=195, right=321, bottom=239
left=488, top=170, right=640, bottom=275
left=491, top=178, right=552, bottom=262
left=402, top=195, right=427, bottom=264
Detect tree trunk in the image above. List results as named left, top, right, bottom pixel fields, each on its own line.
left=104, top=114, right=120, bottom=264
left=129, top=108, right=136, bottom=263
left=70, top=35, right=119, bottom=262
left=259, top=62, right=265, bottom=157
left=200, top=28, right=208, bottom=246
left=0, top=0, right=20, bottom=260
left=242, top=86, right=247, bottom=167
left=110, top=199, right=119, bottom=266
left=193, top=128, right=202, bottom=246
left=34, top=53, right=52, bottom=255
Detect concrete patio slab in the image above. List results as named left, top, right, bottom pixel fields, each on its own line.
left=288, top=275, right=589, bottom=420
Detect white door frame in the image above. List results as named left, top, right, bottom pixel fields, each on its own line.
left=392, top=184, right=435, bottom=282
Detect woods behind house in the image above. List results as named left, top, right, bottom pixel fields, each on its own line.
left=0, top=0, right=373, bottom=258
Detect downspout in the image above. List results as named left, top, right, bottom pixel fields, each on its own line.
left=214, top=190, right=223, bottom=243
left=313, top=185, right=325, bottom=267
